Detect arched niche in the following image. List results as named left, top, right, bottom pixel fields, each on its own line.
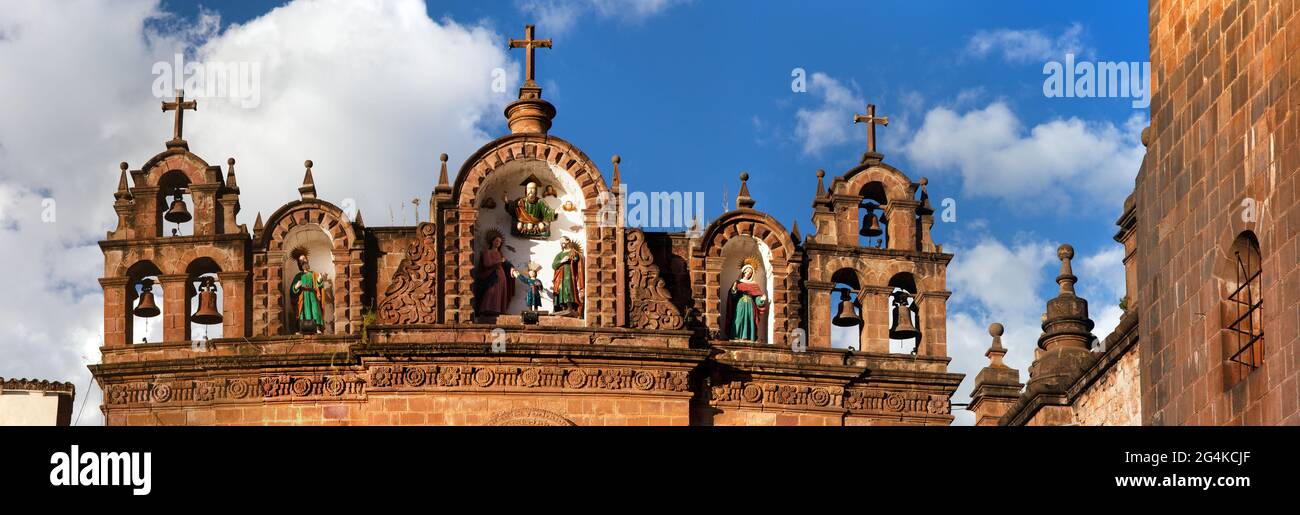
left=718, top=235, right=774, bottom=343
left=471, top=157, right=588, bottom=317
left=280, top=224, right=337, bottom=334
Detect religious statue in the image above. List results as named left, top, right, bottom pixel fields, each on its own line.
left=728, top=257, right=768, bottom=341
left=551, top=237, right=583, bottom=316
left=291, top=251, right=328, bottom=334
left=503, top=181, right=557, bottom=238
left=473, top=230, right=515, bottom=316
left=512, top=262, right=546, bottom=312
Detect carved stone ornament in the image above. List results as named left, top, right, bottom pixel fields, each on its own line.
left=378, top=222, right=439, bottom=324
left=625, top=228, right=684, bottom=330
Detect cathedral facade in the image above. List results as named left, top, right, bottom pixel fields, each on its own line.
left=90, top=25, right=961, bottom=426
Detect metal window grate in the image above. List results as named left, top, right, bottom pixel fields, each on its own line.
left=1227, top=250, right=1264, bottom=368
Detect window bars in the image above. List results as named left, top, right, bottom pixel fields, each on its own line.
left=1227, top=249, right=1264, bottom=368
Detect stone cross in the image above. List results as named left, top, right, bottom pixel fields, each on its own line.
left=161, top=90, right=198, bottom=142
left=509, top=24, right=553, bottom=85
left=853, top=104, right=890, bottom=153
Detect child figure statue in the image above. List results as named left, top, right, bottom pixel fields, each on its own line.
left=512, top=262, right=546, bottom=312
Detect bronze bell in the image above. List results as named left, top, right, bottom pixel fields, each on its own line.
left=832, top=290, right=862, bottom=327
left=859, top=203, right=883, bottom=237
left=133, top=279, right=160, bottom=318
left=165, top=191, right=192, bottom=224
left=191, top=277, right=223, bottom=325
left=889, top=291, right=920, bottom=339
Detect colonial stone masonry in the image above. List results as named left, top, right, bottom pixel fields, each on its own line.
left=91, top=25, right=962, bottom=426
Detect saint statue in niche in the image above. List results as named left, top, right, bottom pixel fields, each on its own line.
left=551, top=237, right=583, bottom=316
left=728, top=257, right=768, bottom=341
left=473, top=229, right=515, bottom=316
left=290, top=250, right=328, bottom=334
left=503, top=181, right=557, bottom=239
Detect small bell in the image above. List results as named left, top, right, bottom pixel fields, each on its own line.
left=165, top=191, right=192, bottom=224
left=889, top=291, right=920, bottom=340
left=859, top=203, right=883, bottom=237
left=133, top=278, right=161, bottom=318
left=191, top=277, right=223, bottom=325
left=832, top=290, right=863, bottom=327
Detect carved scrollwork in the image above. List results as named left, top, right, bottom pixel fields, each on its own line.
left=625, top=229, right=684, bottom=330
left=377, top=222, right=439, bottom=324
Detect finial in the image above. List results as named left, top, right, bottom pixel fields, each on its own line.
left=505, top=23, right=556, bottom=134
left=225, top=157, right=239, bottom=190
left=161, top=89, right=198, bottom=148
left=815, top=169, right=826, bottom=197
left=354, top=209, right=365, bottom=226
left=790, top=220, right=801, bottom=243
left=611, top=154, right=621, bottom=190
left=436, top=153, right=451, bottom=192
left=736, top=172, right=755, bottom=209
left=986, top=322, right=1007, bottom=367
left=917, top=176, right=932, bottom=214
left=253, top=212, right=264, bottom=234
left=114, top=162, right=132, bottom=200
left=299, top=160, right=317, bottom=200
left=1056, top=243, right=1076, bottom=295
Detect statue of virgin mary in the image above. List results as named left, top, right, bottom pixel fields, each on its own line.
left=728, top=257, right=768, bottom=341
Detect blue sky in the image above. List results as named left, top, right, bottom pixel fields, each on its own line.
left=0, top=0, right=1150, bottom=424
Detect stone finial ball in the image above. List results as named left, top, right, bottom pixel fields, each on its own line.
left=1140, top=126, right=1151, bottom=147
left=740, top=171, right=749, bottom=181
left=439, top=153, right=448, bottom=162
left=988, top=323, right=1004, bottom=337
left=304, top=159, right=313, bottom=168
left=119, top=162, right=129, bottom=171
left=227, top=157, right=235, bottom=166
left=1058, top=243, right=1074, bottom=260
left=816, top=169, right=825, bottom=178
left=612, top=155, right=621, bottom=164
left=919, top=176, right=928, bottom=186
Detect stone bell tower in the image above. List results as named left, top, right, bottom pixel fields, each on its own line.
left=801, top=104, right=951, bottom=358
left=100, top=90, right=252, bottom=349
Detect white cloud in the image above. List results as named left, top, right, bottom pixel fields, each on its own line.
left=515, top=0, right=689, bottom=36
left=904, top=101, right=1145, bottom=212
left=965, top=23, right=1088, bottom=63
left=0, top=0, right=512, bottom=424
left=793, top=72, right=864, bottom=156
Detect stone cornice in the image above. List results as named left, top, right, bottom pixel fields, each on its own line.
left=1, top=377, right=75, bottom=394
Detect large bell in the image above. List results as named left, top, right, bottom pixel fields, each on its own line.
left=859, top=203, right=883, bottom=237
left=191, top=277, right=223, bottom=325
left=889, top=291, right=920, bottom=339
left=165, top=192, right=192, bottom=224
left=133, top=279, right=160, bottom=318
left=832, top=290, right=862, bottom=327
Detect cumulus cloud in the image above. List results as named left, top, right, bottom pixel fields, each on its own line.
left=944, top=237, right=1127, bottom=425
left=515, top=0, right=689, bottom=36
left=904, top=101, right=1145, bottom=212
left=965, top=23, right=1088, bottom=63
left=793, top=72, right=864, bottom=156
left=0, top=0, right=513, bottom=424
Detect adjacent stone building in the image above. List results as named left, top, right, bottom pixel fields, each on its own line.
left=90, top=25, right=962, bottom=426
left=974, top=0, right=1299, bottom=426
left=0, top=377, right=75, bottom=426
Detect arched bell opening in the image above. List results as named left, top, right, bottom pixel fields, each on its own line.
left=156, top=170, right=194, bottom=237
left=126, top=261, right=164, bottom=345
left=186, top=257, right=223, bottom=341
left=857, top=181, right=888, bottom=249
left=829, top=268, right=863, bottom=350
left=887, top=272, right=920, bottom=354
